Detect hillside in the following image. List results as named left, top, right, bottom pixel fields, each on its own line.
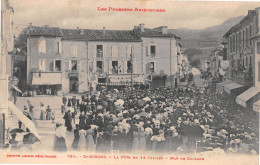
left=169, top=16, right=244, bottom=49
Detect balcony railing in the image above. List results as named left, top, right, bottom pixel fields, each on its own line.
left=69, top=70, right=78, bottom=77
left=97, top=68, right=103, bottom=75
left=231, top=70, right=253, bottom=86
left=97, top=51, right=103, bottom=58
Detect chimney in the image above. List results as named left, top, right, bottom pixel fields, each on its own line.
left=28, top=22, right=33, bottom=30
left=139, top=23, right=145, bottom=32
left=161, top=26, right=168, bottom=34
left=134, top=26, right=139, bottom=30
left=103, top=27, right=106, bottom=35
left=80, top=29, right=84, bottom=35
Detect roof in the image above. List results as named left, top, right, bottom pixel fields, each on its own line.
left=27, top=26, right=142, bottom=42
left=223, top=10, right=256, bottom=38
left=61, top=29, right=141, bottom=41
left=28, top=26, right=63, bottom=37
left=136, top=27, right=174, bottom=37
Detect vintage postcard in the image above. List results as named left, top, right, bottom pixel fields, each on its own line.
left=0, top=0, right=259, bottom=165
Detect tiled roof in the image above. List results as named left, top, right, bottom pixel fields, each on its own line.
left=27, top=25, right=177, bottom=40
left=61, top=29, right=141, bottom=41
left=28, top=26, right=63, bottom=37
left=134, top=26, right=174, bottom=37
left=27, top=26, right=141, bottom=41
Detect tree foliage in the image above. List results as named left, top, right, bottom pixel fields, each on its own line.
left=190, top=58, right=200, bottom=68
left=14, top=27, right=29, bottom=51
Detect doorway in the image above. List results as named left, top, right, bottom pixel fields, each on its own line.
left=69, top=77, right=78, bottom=93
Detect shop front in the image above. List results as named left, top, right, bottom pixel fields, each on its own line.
left=31, top=71, right=62, bottom=96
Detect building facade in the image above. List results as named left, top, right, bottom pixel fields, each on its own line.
left=136, top=24, right=180, bottom=88
left=1, top=0, right=14, bottom=77
left=26, top=24, right=182, bottom=95
left=222, top=8, right=260, bottom=111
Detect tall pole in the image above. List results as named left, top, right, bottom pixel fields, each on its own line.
left=131, top=46, right=133, bottom=97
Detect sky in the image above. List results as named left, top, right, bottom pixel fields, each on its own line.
left=9, top=0, right=260, bottom=35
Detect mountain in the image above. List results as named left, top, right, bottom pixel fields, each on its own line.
left=169, top=16, right=245, bottom=49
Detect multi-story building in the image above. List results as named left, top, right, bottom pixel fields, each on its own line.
left=1, top=0, right=14, bottom=78
left=26, top=24, right=181, bottom=96
left=222, top=7, right=260, bottom=111
left=1, top=0, right=15, bottom=147
left=135, top=24, right=181, bottom=88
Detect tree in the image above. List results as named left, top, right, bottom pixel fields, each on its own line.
left=183, top=48, right=203, bottom=61
left=14, top=27, right=29, bottom=51
left=190, top=58, right=200, bottom=68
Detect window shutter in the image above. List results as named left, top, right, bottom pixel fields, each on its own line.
left=109, top=60, right=112, bottom=74
left=146, top=63, right=150, bottom=73
left=124, top=61, right=127, bottom=73
left=68, top=60, right=71, bottom=70
left=38, top=40, right=41, bottom=53
left=133, top=60, right=137, bottom=74
left=119, top=61, right=124, bottom=74
left=112, top=45, right=119, bottom=57
left=39, top=60, right=42, bottom=70
left=53, top=60, right=55, bottom=71
left=112, top=45, right=115, bottom=57
left=103, top=45, right=106, bottom=58
left=71, top=46, right=73, bottom=56
left=155, top=45, right=158, bottom=56
left=93, top=44, right=96, bottom=58
left=153, top=61, right=156, bottom=73
left=58, top=41, right=62, bottom=53
left=78, top=61, right=81, bottom=72
left=41, top=59, right=46, bottom=71
left=75, top=45, right=78, bottom=57
left=103, top=60, right=107, bottom=74
left=42, top=40, right=46, bottom=54
left=146, top=45, right=150, bottom=56
left=116, top=45, right=119, bottom=57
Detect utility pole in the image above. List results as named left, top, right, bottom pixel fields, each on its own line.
left=130, top=46, right=133, bottom=97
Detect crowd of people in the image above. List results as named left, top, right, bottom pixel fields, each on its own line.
left=53, top=83, right=259, bottom=154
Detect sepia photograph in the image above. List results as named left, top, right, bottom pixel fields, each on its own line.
left=0, top=0, right=259, bottom=164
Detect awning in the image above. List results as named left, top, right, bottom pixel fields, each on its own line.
left=8, top=101, right=41, bottom=142
left=236, top=87, right=260, bottom=107
left=253, top=100, right=260, bottom=112
left=216, top=81, right=231, bottom=92
left=223, top=82, right=244, bottom=95
left=12, top=85, right=22, bottom=93
left=32, top=72, right=62, bottom=85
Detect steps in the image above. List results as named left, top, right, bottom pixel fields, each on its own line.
left=16, top=96, right=63, bottom=111
left=34, top=108, right=80, bottom=136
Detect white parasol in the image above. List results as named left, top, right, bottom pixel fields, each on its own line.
left=142, top=97, right=151, bottom=102
left=114, top=99, right=124, bottom=106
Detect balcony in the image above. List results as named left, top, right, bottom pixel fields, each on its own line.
left=96, top=68, right=104, bottom=75
left=32, top=71, right=62, bottom=85
left=97, top=51, right=103, bottom=58
left=231, top=70, right=253, bottom=86
left=69, top=70, right=79, bottom=77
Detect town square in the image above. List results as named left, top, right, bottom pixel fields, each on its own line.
left=0, top=0, right=259, bottom=161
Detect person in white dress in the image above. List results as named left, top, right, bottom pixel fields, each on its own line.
left=78, top=129, right=87, bottom=151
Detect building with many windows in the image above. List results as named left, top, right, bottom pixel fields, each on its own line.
left=222, top=7, right=260, bottom=111
left=26, top=24, right=182, bottom=95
